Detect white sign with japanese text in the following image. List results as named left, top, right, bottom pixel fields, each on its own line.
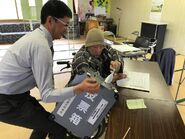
left=88, top=99, right=108, bottom=125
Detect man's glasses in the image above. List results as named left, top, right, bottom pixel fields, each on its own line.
left=53, top=17, right=69, bottom=27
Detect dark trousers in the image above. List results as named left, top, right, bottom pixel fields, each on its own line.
left=0, top=91, right=67, bottom=139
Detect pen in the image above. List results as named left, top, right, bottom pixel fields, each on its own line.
left=122, top=127, right=131, bottom=139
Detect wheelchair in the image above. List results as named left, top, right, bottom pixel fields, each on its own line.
left=65, top=118, right=106, bottom=139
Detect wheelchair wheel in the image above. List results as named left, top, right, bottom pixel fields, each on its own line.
left=89, top=118, right=106, bottom=139
left=68, top=118, right=106, bottom=139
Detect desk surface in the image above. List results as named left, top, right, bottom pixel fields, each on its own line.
left=120, top=59, right=173, bottom=101
left=105, top=60, right=185, bottom=139
left=105, top=96, right=185, bottom=139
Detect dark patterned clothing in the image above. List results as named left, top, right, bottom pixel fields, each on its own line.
left=71, top=45, right=122, bottom=79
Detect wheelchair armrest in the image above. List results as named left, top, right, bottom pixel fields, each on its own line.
left=57, top=61, right=71, bottom=71
left=56, top=61, right=69, bottom=65
left=72, top=52, right=76, bottom=56
left=139, top=47, right=150, bottom=51
left=124, top=41, right=135, bottom=44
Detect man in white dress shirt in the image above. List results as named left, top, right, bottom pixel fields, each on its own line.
left=0, top=0, right=99, bottom=139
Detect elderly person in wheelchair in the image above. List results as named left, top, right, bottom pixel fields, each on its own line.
left=71, top=28, right=126, bottom=83
left=56, top=28, right=126, bottom=139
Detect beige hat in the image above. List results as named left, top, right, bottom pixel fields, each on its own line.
left=85, top=28, right=104, bottom=47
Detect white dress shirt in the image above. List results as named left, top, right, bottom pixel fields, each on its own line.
left=0, top=25, right=74, bottom=102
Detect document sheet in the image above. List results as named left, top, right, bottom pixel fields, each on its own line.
left=116, top=71, right=150, bottom=92
left=126, top=99, right=147, bottom=109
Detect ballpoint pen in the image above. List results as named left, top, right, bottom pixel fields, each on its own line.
left=122, top=127, right=131, bottom=139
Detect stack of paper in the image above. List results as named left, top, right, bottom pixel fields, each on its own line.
left=111, top=44, right=141, bottom=53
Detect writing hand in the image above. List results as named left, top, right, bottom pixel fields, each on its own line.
left=110, top=60, right=121, bottom=72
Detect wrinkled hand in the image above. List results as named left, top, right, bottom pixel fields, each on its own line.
left=112, top=73, right=127, bottom=83
left=110, top=60, right=121, bottom=72
left=74, top=77, right=100, bottom=94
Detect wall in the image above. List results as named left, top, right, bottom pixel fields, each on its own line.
left=21, top=0, right=43, bottom=20
left=161, top=0, right=185, bottom=55
left=110, top=0, right=185, bottom=55
left=21, top=0, right=31, bottom=19
left=110, top=0, right=152, bottom=39
left=35, top=0, right=43, bottom=20
left=68, top=0, right=73, bottom=13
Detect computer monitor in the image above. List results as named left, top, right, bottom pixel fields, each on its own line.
left=140, top=23, right=157, bottom=39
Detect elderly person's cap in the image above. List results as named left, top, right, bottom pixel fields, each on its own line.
left=85, top=28, right=104, bottom=47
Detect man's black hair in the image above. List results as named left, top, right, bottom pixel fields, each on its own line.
left=41, top=0, right=72, bottom=24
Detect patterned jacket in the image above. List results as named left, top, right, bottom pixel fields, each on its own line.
left=71, top=45, right=122, bottom=80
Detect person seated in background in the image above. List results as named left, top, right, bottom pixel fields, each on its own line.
left=71, top=28, right=126, bottom=82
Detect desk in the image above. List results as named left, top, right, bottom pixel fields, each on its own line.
left=120, top=59, right=173, bottom=101
left=105, top=96, right=185, bottom=139
left=105, top=60, right=185, bottom=139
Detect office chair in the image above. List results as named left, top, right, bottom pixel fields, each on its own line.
left=150, top=48, right=176, bottom=85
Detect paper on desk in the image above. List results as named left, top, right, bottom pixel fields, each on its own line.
left=116, top=71, right=150, bottom=92
left=111, top=44, right=141, bottom=52
left=126, top=99, right=147, bottom=109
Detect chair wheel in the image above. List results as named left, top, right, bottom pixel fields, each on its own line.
left=89, top=118, right=106, bottom=139
left=48, top=114, right=55, bottom=121
left=114, top=93, right=119, bottom=100
left=67, top=118, right=106, bottom=139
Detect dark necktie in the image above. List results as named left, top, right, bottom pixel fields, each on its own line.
left=50, top=45, right=54, bottom=83
left=50, top=45, right=54, bottom=57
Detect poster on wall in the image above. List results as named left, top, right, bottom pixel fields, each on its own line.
left=78, top=0, right=94, bottom=21
left=150, top=0, right=164, bottom=21
left=78, top=0, right=110, bottom=21
left=151, top=0, right=163, bottom=12
left=94, top=0, right=110, bottom=15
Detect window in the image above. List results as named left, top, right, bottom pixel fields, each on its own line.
left=0, top=0, right=68, bottom=20
left=42, top=0, right=67, bottom=5
left=0, top=0, right=22, bottom=19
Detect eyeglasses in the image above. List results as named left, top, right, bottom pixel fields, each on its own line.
left=53, top=17, right=69, bottom=27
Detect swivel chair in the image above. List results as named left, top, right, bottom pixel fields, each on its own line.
left=150, top=48, right=176, bottom=85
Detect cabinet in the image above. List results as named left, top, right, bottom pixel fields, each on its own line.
left=140, top=21, right=167, bottom=52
